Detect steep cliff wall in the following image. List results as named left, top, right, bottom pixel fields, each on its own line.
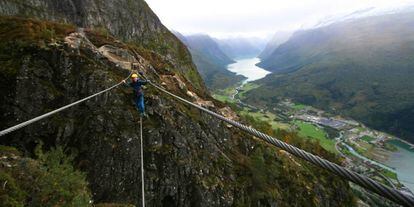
left=0, top=0, right=206, bottom=94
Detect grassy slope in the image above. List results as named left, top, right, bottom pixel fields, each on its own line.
left=293, top=121, right=336, bottom=153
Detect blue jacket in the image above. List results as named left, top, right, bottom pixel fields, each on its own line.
left=128, top=79, right=147, bottom=97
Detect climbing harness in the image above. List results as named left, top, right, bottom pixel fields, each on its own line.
left=140, top=116, right=145, bottom=207
left=0, top=72, right=132, bottom=137
left=148, top=81, right=414, bottom=207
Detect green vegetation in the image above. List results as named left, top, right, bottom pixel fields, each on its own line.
left=380, top=169, right=398, bottom=180
left=293, top=121, right=336, bottom=153
left=212, top=94, right=235, bottom=103
left=387, top=139, right=414, bottom=152
left=0, top=145, right=91, bottom=207
left=176, top=34, right=245, bottom=90
left=189, top=48, right=244, bottom=90
left=248, top=12, right=414, bottom=144
left=384, top=142, right=399, bottom=152
left=213, top=84, right=239, bottom=103
left=214, top=83, right=290, bottom=131
left=231, top=115, right=355, bottom=206
left=360, top=135, right=375, bottom=143
left=0, top=16, right=75, bottom=45
left=214, top=84, right=336, bottom=152
left=239, top=108, right=290, bottom=130
left=237, top=83, right=259, bottom=99
left=292, top=103, right=307, bottom=110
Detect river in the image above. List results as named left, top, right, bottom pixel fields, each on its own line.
left=227, top=57, right=270, bottom=82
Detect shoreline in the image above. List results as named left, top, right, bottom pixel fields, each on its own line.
left=393, top=138, right=414, bottom=149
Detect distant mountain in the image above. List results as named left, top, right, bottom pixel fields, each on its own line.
left=258, top=31, right=292, bottom=60
left=215, top=37, right=267, bottom=59
left=175, top=33, right=245, bottom=90
left=312, top=5, right=414, bottom=29
left=249, top=11, right=414, bottom=143
left=180, top=34, right=235, bottom=65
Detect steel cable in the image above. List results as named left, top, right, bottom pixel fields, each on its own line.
left=149, top=81, right=414, bottom=207
left=0, top=72, right=132, bottom=137
left=140, top=116, right=146, bottom=207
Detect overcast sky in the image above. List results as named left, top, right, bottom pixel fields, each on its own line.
left=145, top=0, right=414, bottom=38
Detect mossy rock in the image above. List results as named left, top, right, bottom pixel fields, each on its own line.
left=0, top=171, right=25, bottom=207
left=0, top=16, right=75, bottom=45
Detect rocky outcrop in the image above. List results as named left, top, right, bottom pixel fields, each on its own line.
left=0, top=0, right=206, bottom=94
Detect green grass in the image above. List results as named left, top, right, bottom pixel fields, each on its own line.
left=360, top=135, right=375, bottom=142
left=222, top=86, right=238, bottom=96
left=212, top=94, right=235, bottom=103
left=213, top=84, right=239, bottom=103
left=239, top=108, right=290, bottom=130
left=357, top=127, right=365, bottom=132
left=381, top=169, right=398, bottom=180
left=293, top=121, right=337, bottom=153
left=292, top=103, right=307, bottom=110
left=238, top=83, right=260, bottom=99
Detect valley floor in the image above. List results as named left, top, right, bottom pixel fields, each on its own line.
left=213, top=81, right=414, bottom=197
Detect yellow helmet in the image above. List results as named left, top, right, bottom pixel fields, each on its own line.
left=131, top=73, right=138, bottom=78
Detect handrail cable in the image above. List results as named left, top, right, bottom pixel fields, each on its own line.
left=148, top=81, right=414, bottom=207
left=0, top=72, right=132, bottom=137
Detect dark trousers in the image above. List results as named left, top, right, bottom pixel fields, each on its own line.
left=135, top=95, right=145, bottom=113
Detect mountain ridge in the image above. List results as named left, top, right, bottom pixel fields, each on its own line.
left=251, top=11, right=414, bottom=143
left=175, top=32, right=245, bottom=90
left=258, top=31, right=292, bottom=60
left=215, top=37, right=266, bottom=59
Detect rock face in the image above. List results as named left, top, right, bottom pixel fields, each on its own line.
left=0, top=0, right=206, bottom=93
left=0, top=2, right=355, bottom=207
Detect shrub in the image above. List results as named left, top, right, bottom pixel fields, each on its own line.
left=0, top=145, right=92, bottom=206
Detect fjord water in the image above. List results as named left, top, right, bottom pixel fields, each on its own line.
left=227, top=57, right=414, bottom=194
left=385, top=140, right=414, bottom=193
left=227, top=57, right=270, bottom=82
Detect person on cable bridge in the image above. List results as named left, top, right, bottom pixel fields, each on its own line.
left=123, top=72, right=149, bottom=117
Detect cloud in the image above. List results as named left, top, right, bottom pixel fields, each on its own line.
left=145, top=0, right=414, bottom=38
